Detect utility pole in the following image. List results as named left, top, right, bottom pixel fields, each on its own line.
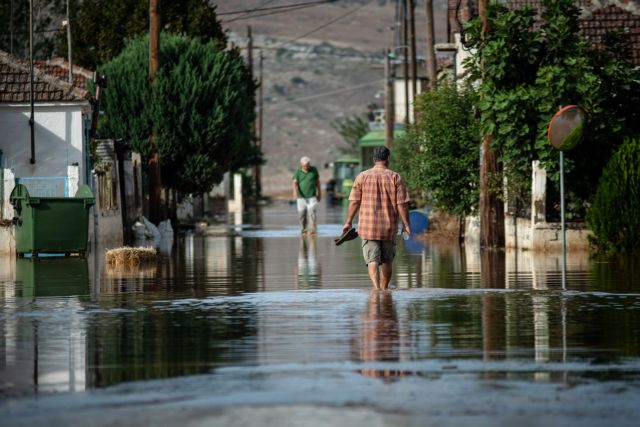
left=10, top=0, right=14, bottom=55
left=403, top=0, right=409, bottom=127
left=247, top=26, right=259, bottom=201
left=65, top=0, right=73, bottom=84
left=148, top=0, right=162, bottom=223
left=247, top=27, right=254, bottom=79
left=425, top=0, right=437, bottom=90
left=408, top=0, right=417, bottom=122
left=29, top=0, right=35, bottom=164
left=257, top=50, right=264, bottom=199
left=384, top=48, right=395, bottom=148
left=478, top=0, right=505, bottom=250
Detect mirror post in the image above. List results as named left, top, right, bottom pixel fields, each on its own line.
left=560, top=150, right=566, bottom=291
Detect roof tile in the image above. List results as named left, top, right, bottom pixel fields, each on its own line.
left=0, top=50, right=91, bottom=103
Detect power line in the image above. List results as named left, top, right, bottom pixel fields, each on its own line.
left=222, top=3, right=335, bottom=24
left=230, top=0, right=278, bottom=21
left=217, top=0, right=337, bottom=22
left=218, top=0, right=336, bottom=16
left=280, top=1, right=369, bottom=46
left=222, top=4, right=323, bottom=24
left=265, top=78, right=384, bottom=108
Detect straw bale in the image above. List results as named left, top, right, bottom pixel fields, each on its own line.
left=105, top=246, right=157, bottom=267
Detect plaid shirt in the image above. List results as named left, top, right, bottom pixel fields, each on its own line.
left=349, top=166, right=410, bottom=241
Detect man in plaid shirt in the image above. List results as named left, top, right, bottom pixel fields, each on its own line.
left=343, top=146, right=411, bottom=290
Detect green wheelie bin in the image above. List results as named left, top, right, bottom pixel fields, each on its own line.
left=10, top=183, right=95, bottom=257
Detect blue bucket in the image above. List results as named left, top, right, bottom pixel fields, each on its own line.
left=409, top=211, right=429, bottom=235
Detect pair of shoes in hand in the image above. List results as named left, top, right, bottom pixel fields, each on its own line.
left=335, top=227, right=358, bottom=246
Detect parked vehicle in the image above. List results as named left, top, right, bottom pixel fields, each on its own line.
left=325, top=155, right=360, bottom=203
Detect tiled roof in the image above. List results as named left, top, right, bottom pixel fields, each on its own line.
left=580, top=4, right=640, bottom=64
left=33, top=58, right=94, bottom=90
left=0, top=50, right=91, bottom=103
left=449, top=0, right=640, bottom=65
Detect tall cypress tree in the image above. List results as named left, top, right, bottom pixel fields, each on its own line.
left=99, top=33, right=257, bottom=195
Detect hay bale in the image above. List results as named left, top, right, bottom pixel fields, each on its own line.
left=106, top=246, right=157, bottom=267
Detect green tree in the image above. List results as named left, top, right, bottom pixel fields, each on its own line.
left=0, top=0, right=63, bottom=58
left=464, top=0, right=640, bottom=219
left=393, top=84, right=480, bottom=219
left=52, top=0, right=226, bottom=69
left=99, top=33, right=257, bottom=195
left=587, top=137, right=640, bottom=254
left=331, top=114, right=369, bottom=155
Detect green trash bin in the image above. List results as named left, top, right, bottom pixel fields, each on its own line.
left=10, top=183, right=95, bottom=257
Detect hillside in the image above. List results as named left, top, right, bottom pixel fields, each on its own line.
left=217, top=0, right=450, bottom=195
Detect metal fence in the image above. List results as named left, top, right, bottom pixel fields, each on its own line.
left=15, top=176, right=69, bottom=197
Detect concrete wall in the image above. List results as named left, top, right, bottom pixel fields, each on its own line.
left=465, top=160, right=591, bottom=252
left=0, top=103, right=89, bottom=184
left=466, top=212, right=591, bottom=252
left=505, top=216, right=591, bottom=252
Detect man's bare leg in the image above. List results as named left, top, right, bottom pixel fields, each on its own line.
left=380, top=263, right=392, bottom=290
left=367, top=262, right=380, bottom=289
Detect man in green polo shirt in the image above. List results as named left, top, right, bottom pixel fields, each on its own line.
left=292, top=156, right=321, bottom=234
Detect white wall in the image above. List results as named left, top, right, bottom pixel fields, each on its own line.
left=0, top=103, right=89, bottom=183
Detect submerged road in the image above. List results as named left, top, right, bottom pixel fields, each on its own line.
left=1, top=201, right=640, bottom=426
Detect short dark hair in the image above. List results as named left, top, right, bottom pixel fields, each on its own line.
left=373, top=145, right=390, bottom=162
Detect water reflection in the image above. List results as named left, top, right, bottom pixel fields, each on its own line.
left=15, top=258, right=89, bottom=297
left=357, top=291, right=406, bottom=380
left=0, top=202, right=640, bottom=401
left=294, top=235, right=320, bottom=289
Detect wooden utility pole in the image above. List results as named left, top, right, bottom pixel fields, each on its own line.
left=425, top=0, right=437, bottom=90
left=256, top=50, right=264, bottom=199
left=408, top=0, right=418, bottom=122
left=247, top=26, right=260, bottom=201
left=247, top=27, right=253, bottom=78
left=148, top=0, right=162, bottom=223
left=384, top=48, right=395, bottom=148
left=403, top=0, right=409, bottom=127
left=478, top=0, right=505, bottom=249
left=29, top=0, right=35, bottom=164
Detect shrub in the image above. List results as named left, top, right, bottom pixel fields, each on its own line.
left=587, top=138, right=640, bottom=254
left=392, top=84, right=480, bottom=218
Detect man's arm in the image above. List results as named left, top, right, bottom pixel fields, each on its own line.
left=292, top=179, right=298, bottom=199
left=342, top=200, right=361, bottom=233
left=315, top=177, right=321, bottom=201
left=397, top=202, right=411, bottom=235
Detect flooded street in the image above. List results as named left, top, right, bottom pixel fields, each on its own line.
left=1, top=202, right=640, bottom=427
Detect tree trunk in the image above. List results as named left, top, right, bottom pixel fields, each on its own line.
left=478, top=0, right=504, bottom=250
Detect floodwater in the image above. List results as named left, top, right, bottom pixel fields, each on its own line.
left=1, top=202, right=640, bottom=427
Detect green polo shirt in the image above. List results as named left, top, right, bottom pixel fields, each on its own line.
left=293, top=166, right=319, bottom=198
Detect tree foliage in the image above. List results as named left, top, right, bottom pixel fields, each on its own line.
left=392, top=84, right=480, bottom=218
left=464, top=0, right=640, bottom=218
left=587, top=137, right=640, bottom=254
left=0, top=0, right=64, bottom=58
left=53, top=0, right=226, bottom=69
left=99, top=33, right=257, bottom=195
left=331, top=114, right=369, bottom=156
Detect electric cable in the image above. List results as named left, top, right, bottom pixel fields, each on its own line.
left=280, top=1, right=369, bottom=46
left=219, top=0, right=336, bottom=16
left=264, top=78, right=384, bottom=108
left=221, top=1, right=338, bottom=23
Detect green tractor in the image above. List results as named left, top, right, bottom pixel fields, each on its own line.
left=326, top=128, right=405, bottom=203
left=325, top=154, right=360, bottom=203
left=358, top=129, right=404, bottom=169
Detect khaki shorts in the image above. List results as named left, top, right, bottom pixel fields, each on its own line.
left=362, top=239, right=396, bottom=265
